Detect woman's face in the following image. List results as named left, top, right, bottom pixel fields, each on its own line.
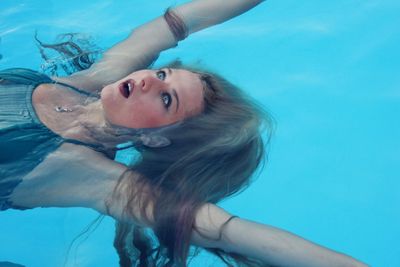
left=101, top=68, right=204, bottom=128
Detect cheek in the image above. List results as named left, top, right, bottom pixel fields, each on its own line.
left=124, top=101, right=167, bottom=128
left=134, top=104, right=166, bottom=127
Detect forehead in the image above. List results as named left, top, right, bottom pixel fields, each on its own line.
left=171, top=68, right=204, bottom=116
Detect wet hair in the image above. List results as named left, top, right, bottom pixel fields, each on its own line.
left=111, top=62, right=274, bottom=266
left=35, top=32, right=102, bottom=76
left=36, top=27, right=274, bottom=267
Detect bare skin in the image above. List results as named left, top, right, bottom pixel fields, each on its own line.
left=6, top=0, right=369, bottom=266
left=9, top=143, right=368, bottom=267
left=32, top=68, right=203, bottom=145
left=101, top=68, right=204, bottom=128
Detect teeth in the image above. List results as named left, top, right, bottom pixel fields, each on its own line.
left=127, top=83, right=132, bottom=94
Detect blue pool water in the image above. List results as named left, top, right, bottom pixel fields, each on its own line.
left=1, top=0, right=399, bottom=266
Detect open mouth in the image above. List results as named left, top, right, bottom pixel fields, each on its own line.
left=119, top=79, right=134, bottom=98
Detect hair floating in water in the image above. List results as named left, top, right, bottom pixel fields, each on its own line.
left=35, top=32, right=103, bottom=76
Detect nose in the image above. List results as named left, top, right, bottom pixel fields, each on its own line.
left=140, top=75, right=164, bottom=92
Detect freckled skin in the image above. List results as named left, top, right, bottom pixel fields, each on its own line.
left=101, top=68, right=204, bottom=129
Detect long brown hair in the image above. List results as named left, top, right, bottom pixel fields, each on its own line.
left=112, top=64, right=274, bottom=266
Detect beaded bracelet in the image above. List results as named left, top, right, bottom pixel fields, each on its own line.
left=163, top=8, right=188, bottom=42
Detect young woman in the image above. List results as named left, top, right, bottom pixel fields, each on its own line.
left=0, top=0, right=367, bottom=266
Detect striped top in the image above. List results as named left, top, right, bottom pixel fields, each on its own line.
left=0, top=68, right=95, bottom=210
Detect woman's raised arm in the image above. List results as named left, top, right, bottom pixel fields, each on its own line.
left=55, top=0, right=264, bottom=92
left=192, top=204, right=369, bottom=267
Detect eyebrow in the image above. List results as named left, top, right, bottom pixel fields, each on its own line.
left=172, top=89, right=180, bottom=113
left=166, top=68, right=180, bottom=113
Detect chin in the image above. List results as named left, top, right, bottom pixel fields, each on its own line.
left=100, top=90, right=114, bottom=116
left=100, top=85, right=111, bottom=99
left=101, top=85, right=117, bottom=105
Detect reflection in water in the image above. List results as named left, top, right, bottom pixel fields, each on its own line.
left=0, top=37, right=3, bottom=60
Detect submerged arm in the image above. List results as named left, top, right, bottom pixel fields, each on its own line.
left=192, top=204, right=368, bottom=267
left=55, top=0, right=264, bottom=92
left=10, top=145, right=367, bottom=267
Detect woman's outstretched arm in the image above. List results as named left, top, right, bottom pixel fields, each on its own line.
left=192, top=204, right=368, bottom=267
left=9, top=144, right=367, bottom=267
left=56, top=0, right=264, bottom=91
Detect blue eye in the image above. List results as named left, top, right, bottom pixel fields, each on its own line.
left=161, top=92, right=172, bottom=109
left=156, top=70, right=166, bottom=80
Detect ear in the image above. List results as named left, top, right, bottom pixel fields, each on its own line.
left=140, top=134, right=171, bottom=148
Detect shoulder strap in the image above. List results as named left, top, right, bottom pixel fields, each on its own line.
left=0, top=68, right=92, bottom=96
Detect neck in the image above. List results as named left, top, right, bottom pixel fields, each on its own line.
left=75, top=100, right=108, bottom=136
left=61, top=100, right=123, bottom=149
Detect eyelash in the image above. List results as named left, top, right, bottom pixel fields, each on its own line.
left=161, top=92, right=172, bottom=110
left=156, top=70, right=171, bottom=110
left=156, top=70, right=166, bottom=81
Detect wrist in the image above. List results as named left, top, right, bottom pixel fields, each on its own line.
left=191, top=204, right=234, bottom=248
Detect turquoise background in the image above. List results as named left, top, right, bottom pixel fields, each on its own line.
left=1, top=0, right=399, bottom=266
